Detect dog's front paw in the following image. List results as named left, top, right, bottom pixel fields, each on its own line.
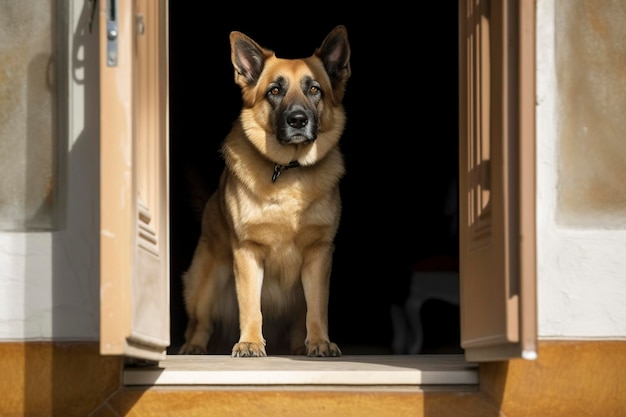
left=306, top=341, right=342, bottom=357
left=178, top=343, right=207, bottom=355
left=231, top=342, right=267, bottom=357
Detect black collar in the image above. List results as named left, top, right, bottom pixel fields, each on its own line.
left=272, top=161, right=300, bottom=182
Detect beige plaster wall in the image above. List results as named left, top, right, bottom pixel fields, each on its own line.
left=556, top=0, right=626, bottom=227
left=0, top=1, right=62, bottom=230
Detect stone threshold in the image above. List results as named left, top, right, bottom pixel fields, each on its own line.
left=123, top=354, right=478, bottom=386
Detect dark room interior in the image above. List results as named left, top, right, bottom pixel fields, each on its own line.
left=167, top=4, right=461, bottom=356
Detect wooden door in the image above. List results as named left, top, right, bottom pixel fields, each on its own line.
left=99, top=0, right=170, bottom=361
left=458, top=0, right=537, bottom=362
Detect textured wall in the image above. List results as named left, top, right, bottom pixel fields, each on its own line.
left=0, top=1, right=59, bottom=230
left=556, top=0, right=626, bottom=227
left=0, top=0, right=100, bottom=340
left=537, top=0, right=626, bottom=338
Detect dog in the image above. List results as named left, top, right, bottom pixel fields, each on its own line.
left=179, top=25, right=351, bottom=357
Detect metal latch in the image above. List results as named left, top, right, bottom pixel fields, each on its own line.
left=106, top=0, right=118, bottom=67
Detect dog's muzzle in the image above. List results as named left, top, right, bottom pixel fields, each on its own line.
left=277, top=106, right=318, bottom=144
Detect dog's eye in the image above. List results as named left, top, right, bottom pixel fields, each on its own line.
left=269, top=86, right=281, bottom=96
left=309, top=86, right=320, bottom=95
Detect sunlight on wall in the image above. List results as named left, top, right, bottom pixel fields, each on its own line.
left=0, top=1, right=64, bottom=231
left=556, top=0, right=626, bottom=227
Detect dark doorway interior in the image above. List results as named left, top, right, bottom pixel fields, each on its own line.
left=168, top=5, right=461, bottom=355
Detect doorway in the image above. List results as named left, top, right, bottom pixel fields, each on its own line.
left=167, top=5, right=461, bottom=355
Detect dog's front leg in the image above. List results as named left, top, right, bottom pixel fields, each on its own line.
left=301, top=244, right=342, bottom=357
left=231, top=246, right=267, bottom=357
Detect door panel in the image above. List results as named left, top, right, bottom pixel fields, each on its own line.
left=100, top=0, right=169, bottom=361
left=458, top=0, right=536, bottom=362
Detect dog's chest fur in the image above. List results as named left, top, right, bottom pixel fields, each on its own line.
left=220, top=138, right=342, bottom=291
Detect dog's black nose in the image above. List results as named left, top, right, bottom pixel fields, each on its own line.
left=288, top=110, right=308, bottom=129
left=278, top=106, right=317, bottom=144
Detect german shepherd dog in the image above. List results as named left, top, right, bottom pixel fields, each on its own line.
left=179, top=26, right=351, bottom=357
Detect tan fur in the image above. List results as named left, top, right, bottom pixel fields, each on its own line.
left=179, top=26, right=351, bottom=357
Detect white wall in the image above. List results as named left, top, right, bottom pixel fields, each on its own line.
left=536, top=0, right=626, bottom=339
left=0, top=0, right=100, bottom=340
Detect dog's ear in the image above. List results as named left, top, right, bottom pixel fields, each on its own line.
left=315, top=25, right=351, bottom=100
left=230, top=31, right=274, bottom=88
